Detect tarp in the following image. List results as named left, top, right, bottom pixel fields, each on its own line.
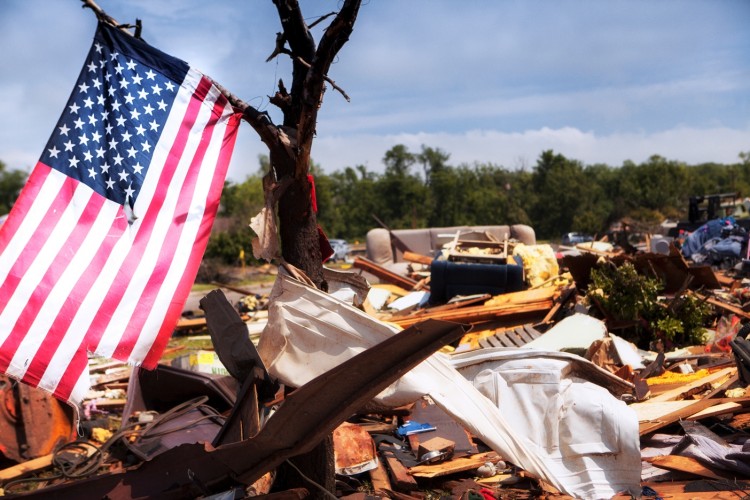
left=257, top=271, right=641, bottom=499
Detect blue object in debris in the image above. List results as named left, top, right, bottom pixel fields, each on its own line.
left=396, top=421, right=436, bottom=436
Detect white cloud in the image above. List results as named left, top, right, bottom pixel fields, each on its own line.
left=226, top=125, right=750, bottom=180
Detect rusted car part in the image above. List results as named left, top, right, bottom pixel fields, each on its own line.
left=20, top=319, right=467, bottom=499
left=0, top=375, right=75, bottom=463
left=120, top=365, right=239, bottom=461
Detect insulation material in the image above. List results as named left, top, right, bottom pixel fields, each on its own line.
left=249, top=207, right=279, bottom=262
left=512, top=244, right=560, bottom=287
left=257, top=271, right=641, bottom=499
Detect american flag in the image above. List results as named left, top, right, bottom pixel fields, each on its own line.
left=0, top=23, right=240, bottom=405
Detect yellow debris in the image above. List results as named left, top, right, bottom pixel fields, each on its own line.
left=646, top=368, right=709, bottom=386
left=512, top=244, right=560, bottom=288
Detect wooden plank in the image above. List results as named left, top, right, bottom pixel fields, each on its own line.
left=494, top=333, right=516, bottom=348
left=515, top=326, right=534, bottom=343
left=645, top=455, right=727, bottom=480
left=403, top=251, right=435, bottom=266
left=634, top=399, right=718, bottom=435
left=0, top=454, right=53, bottom=481
left=352, top=256, right=421, bottom=291
left=523, top=324, right=542, bottom=339
left=408, top=451, right=499, bottom=478
left=381, top=451, right=418, bottom=491
left=368, top=458, right=393, bottom=495
left=647, top=367, right=737, bottom=402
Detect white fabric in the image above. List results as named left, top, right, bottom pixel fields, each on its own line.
left=257, top=272, right=641, bottom=499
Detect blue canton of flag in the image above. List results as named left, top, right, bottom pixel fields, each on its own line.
left=42, top=29, right=186, bottom=219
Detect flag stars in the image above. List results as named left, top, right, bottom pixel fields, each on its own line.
left=110, top=50, right=120, bottom=61
left=78, top=82, right=90, bottom=94
left=108, top=138, right=119, bottom=150
left=87, top=61, right=97, bottom=72
left=97, top=94, right=106, bottom=106
left=164, top=81, right=175, bottom=92
left=100, top=162, right=111, bottom=174
left=138, top=89, right=148, bottom=100
left=59, top=124, right=70, bottom=136
left=107, top=87, right=116, bottom=97
left=111, top=100, right=122, bottom=112
left=132, top=74, right=143, bottom=86
left=135, top=124, right=146, bottom=136
left=116, top=115, right=127, bottom=127
left=63, top=140, right=74, bottom=152
left=88, top=166, right=97, bottom=179
left=68, top=156, right=80, bottom=169
left=114, top=63, right=124, bottom=74
left=127, top=146, right=138, bottom=158
left=87, top=114, right=97, bottom=126
left=48, top=146, right=60, bottom=158
left=92, top=78, right=102, bottom=90
left=68, top=102, right=80, bottom=114
left=73, top=117, right=84, bottom=129
left=124, top=93, right=135, bottom=105
left=126, top=59, right=137, bottom=71
left=121, top=130, right=132, bottom=142
left=143, top=103, right=154, bottom=115
left=100, top=109, right=109, bottom=121
left=118, top=170, right=129, bottom=182
left=113, top=153, right=124, bottom=166
left=151, top=83, right=162, bottom=95
left=149, top=120, right=160, bottom=132
left=94, top=42, right=103, bottom=54
left=119, top=78, right=129, bottom=89
left=83, top=97, right=94, bottom=109
left=83, top=150, right=93, bottom=162
left=133, top=162, right=144, bottom=175
left=145, top=69, right=156, bottom=80
left=157, top=99, right=167, bottom=111
left=78, top=133, right=89, bottom=146
left=141, top=141, right=151, bottom=153
left=95, top=147, right=105, bottom=158
left=91, top=131, right=102, bottom=143
left=105, top=124, right=114, bottom=136
left=130, top=108, right=141, bottom=120
left=106, top=178, right=115, bottom=190
left=125, top=184, right=135, bottom=200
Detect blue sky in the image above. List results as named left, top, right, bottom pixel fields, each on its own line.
left=1, top=0, right=748, bottom=182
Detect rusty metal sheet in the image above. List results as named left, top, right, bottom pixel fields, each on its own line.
left=21, top=319, right=468, bottom=499
left=0, top=375, right=75, bottom=463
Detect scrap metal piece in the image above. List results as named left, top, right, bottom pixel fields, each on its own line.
left=20, top=319, right=468, bottom=499
left=0, top=375, right=75, bottom=463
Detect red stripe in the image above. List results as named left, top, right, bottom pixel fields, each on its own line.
left=0, top=191, right=106, bottom=374
left=54, top=78, right=214, bottom=401
left=22, top=202, right=125, bottom=387
left=142, top=103, right=241, bottom=368
left=0, top=172, right=78, bottom=321
left=114, top=84, right=228, bottom=360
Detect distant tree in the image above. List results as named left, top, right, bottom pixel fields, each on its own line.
left=530, top=150, right=588, bottom=239
left=376, top=145, right=430, bottom=229
left=0, top=160, right=28, bottom=214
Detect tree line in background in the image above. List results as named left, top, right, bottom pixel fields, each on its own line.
left=209, top=147, right=750, bottom=264
left=1, top=149, right=749, bottom=266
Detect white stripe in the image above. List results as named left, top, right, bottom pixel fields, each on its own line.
left=69, top=366, right=91, bottom=406
left=0, top=173, right=89, bottom=350
left=11, top=196, right=120, bottom=380
left=130, top=86, right=233, bottom=362
left=97, top=69, right=214, bottom=358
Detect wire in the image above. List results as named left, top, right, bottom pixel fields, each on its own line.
left=283, top=459, right=339, bottom=500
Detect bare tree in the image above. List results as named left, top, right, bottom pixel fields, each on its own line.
left=237, top=1, right=361, bottom=289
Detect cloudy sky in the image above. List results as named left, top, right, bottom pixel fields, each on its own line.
left=1, top=1, right=748, bottom=182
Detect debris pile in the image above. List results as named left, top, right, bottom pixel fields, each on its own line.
left=1, top=225, right=750, bottom=499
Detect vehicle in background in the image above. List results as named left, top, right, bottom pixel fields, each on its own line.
left=561, top=232, right=594, bottom=246
left=328, top=239, right=351, bottom=262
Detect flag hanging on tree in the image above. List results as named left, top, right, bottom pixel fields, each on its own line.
left=0, top=22, right=241, bottom=405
